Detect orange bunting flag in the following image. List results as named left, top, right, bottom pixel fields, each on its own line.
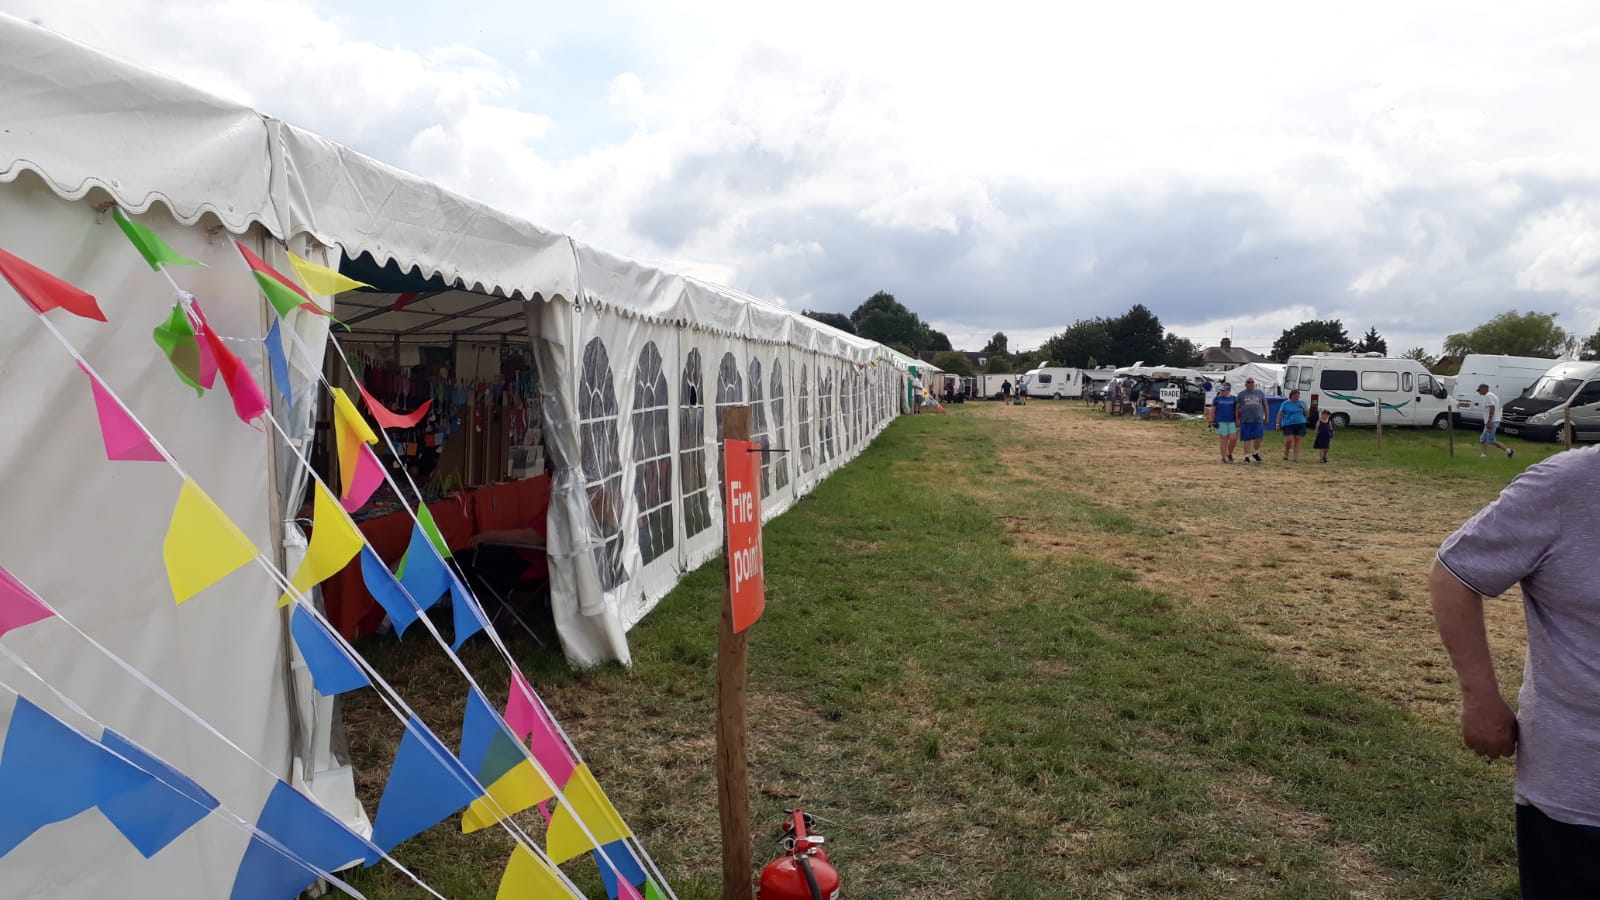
left=355, top=380, right=432, bottom=430
left=496, top=844, right=568, bottom=899
left=164, top=478, right=258, bottom=604
left=280, top=482, right=364, bottom=607
left=545, top=764, right=633, bottom=865
left=0, top=245, right=107, bottom=322
left=330, top=387, right=378, bottom=498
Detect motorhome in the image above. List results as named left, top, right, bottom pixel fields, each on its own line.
left=1500, top=361, right=1600, bottom=442
left=974, top=373, right=1019, bottom=399
left=1284, top=353, right=1452, bottom=428
left=1450, top=354, right=1561, bottom=425
left=1019, top=366, right=1085, bottom=399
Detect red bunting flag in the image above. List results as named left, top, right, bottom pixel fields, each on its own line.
left=0, top=246, right=107, bottom=322
left=356, top=380, right=432, bottom=430
left=190, top=302, right=268, bottom=427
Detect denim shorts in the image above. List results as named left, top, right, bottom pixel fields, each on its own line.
left=1480, top=423, right=1499, bottom=443
left=1239, top=422, right=1265, bottom=442
left=1282, top=424, right=1307, bottom=437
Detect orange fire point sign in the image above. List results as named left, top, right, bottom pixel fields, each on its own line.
left=723, top=439, right=766, bottom=632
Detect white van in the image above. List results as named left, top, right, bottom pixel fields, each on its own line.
left=1285, top=353, right=1452, bottom=428
left=1500, top=361, right=1600, bottom=442
left=1450, top=354, right=1561, bottom=425
left=1020, top=366, right=1084, bottom=399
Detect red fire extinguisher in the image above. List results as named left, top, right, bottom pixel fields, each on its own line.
left=758, top=809, right=840, bottom=900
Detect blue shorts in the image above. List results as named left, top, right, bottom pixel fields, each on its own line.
left=1215, top=422, right=1238, bottom=436
left=1481, top=423, right=1499, bottom=443
left=1240, top=422, right=1265, bottom=442
left=1282, top=424, right=1307, bottom=437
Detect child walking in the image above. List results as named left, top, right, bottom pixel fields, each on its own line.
left=1313, top=409, right=1335, bottom=463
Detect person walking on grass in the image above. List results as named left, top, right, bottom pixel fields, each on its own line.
left=1428, top=443, right=1600, bottom=898
left=1477, top=383, right=1516, bottom=460
left=1209, top=382, right=1239, bottom=462
left=1235, top=377, right=1269, bottom=463
left=1277, top=389, right=1310, bottom=461
left=1313, top=409, right=1334, bottom=463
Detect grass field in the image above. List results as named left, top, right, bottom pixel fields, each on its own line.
left=343, top=402, right=1553, bottom=899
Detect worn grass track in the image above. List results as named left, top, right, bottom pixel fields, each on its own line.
left=345, top=404, right=1523, bottom=899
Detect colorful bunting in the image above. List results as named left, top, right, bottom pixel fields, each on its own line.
left=233, top=241, right=329, bottom=320
left=449, top=574, right=487, bottom=651
left=192, top=303, right=269, bottom=427
left=289, top=605, right=370, bottom=697
left=280, top=482, right=363, bottom=607
left=78, top=362, right=164, bottom=462
left=645, top=879, right=669, bottom=900
left=264, top=318, right=293, bottom=403
left=341, top=444, right=385, bottom=513
left=231, top=780, right=379, bottom=900
left=596, top=839, right=648, bottom=899
left=396, top=520, right=451, bottom=613
left=97, top=729, right=220, bottom=858
left=618, top=880, right=645, bottom=900
left=371, top=717, right=481, bottom=852
left=356, top=380, right=432, bottom=430
left=0, top=245, right=107, bottom=322
left=331, top=387, right=378, bottom=501
left=152, top=304, right=208, bottom=396
left=418, top=503, right=452, bottom=559
left=359, top=546, right=422, bottom=637
left=287, top=251, right=370, bottom=297
left=111, top=208, right=203, bottom=271
left=504, top=669, right=577, bottom=789
left=164, top=478, right=258, bottom=604
left=0, top=567, right=54, bottom=640
left=545, top=764, right=633, bottom=864
left=496, top=843, right=569, bottom=899
left=459, top=688, right=552, bottom=834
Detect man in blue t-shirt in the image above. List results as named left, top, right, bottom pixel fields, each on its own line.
left=1208, top=382, right=1239, bottom=462
left=1235, top=377, right=1269, bottom=464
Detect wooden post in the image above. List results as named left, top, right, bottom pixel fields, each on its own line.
left=716, top=406, right=754, bottom=900
left=1566, top=406, right=1574, bottom=450
left=1447, top=408, right=1455, bottom=458
left=1376, top=405, right=1383, bottom=445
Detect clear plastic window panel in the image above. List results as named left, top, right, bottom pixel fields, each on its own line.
left=679, top=349, right=711, bottom=538
left=819, top=370, right=835, bottom=462
left=798, top=365, right=814, bottom=473
left=840, top=370, right=853, bottom=452
left=715, top=352, right=745, bottom=488
left=748, top=357, right=771, bottom=499
left=771, top=363, right=789, bottom=490
left=579, top=337, right=625, bottom=591
left=631, top=342, right=674, bottom=565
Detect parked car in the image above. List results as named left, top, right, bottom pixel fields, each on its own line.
left=1500, top=361, right=1600, bottom=442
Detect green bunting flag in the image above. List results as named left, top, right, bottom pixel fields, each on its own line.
left=232, top=240, right=330, bottom=320
left=152, top=305, right=206, bottom=396
left=112, top=208, right=203, bottom=271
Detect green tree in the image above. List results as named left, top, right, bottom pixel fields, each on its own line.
left=802, top=310, right=855, bottom=334
left=1040, top=319, right=1113, bottom=368
left=1272, top=320, right=1353, bottom=361
left=1443, top=310, right=1573, bottom=358
left=1578, top=328, right=1600, bottom=361
left=986, top=355, right=1014, bottom=374
left=924, top=328, right=953, bottom=352
left=852, top=292, right=927, bottom=349
left=1011, top=349, right=1045, bottom=372
left=1400, top=346, right=1437, bottom=368
left=932, top=351, right=974, bottom=377
left=1107, top=304, right=1167, bottom=365
left=1162, top=333, right=1203, bottom=367
left=1356, top=326, right=1388, bottom=355
left=981, top=332, right=1010, bottom=357
left=1297, top=340, right=1332, bottom=356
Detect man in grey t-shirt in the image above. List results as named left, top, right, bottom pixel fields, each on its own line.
left=1430, top=444, right=1600, bottom=896
left=1235, top=377, right=1269, bottom=463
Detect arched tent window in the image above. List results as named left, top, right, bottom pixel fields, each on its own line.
left=840, top=369, right=853, bottom=453
left=819, top=369, right=834, bottom=462
left=632, top=342, right=673, bottom=565
left=798, top=364, right=813, bottom=473
left=748, top=357, right=770, bottom=499
left=771, top=363, right=789, bottom=490
left=715, top=351, right=744, bottom=486
left=680, top=349, right=711, bottom=538
left=579, top=337, right=624, bottom=591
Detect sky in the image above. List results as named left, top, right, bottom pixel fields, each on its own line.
left=9, top=0, right=1600, bottom=356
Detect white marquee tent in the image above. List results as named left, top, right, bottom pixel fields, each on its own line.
left=0, top=14, right=922, bottom=898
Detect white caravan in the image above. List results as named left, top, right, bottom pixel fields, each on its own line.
left=975, top=373, right=1019, bottom=399
left=1020, top=366, right=1085, bottom=398
left=1500, top=361, right=1600, bottom=442
left=1285, top=353, right=1452, bottom=428
left=1450, top=354, right=1561, bottom=425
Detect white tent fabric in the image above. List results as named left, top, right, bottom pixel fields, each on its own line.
left=0, top=12, right=914, bottom=896
left=1208, top=362, right=1288, bottom=396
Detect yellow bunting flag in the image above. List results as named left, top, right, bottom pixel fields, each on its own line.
left=287, top=251, right=372, bottom=298
left=463, top=759, right=556, bottom=834
left=496, top=843, right=568, bottom=899
left=280, top=482, right=364, bottom=607
left=164, top=478, right=259, bottom=604
left=545, top=764, right=633, bottom=864
left=330, top=387, right=378, bottom=491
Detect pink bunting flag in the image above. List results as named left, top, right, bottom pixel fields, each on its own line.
left=0, top=566, right=55, bottom=638
left=619, top=881, right=645, bottom=900
left=340, top=444, right=385, bottom=513
left=191, top=303, right=268, bottom=426
left=77, top=362, right=163, bottom=462
left=505, top=669, right=577, bottom=788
